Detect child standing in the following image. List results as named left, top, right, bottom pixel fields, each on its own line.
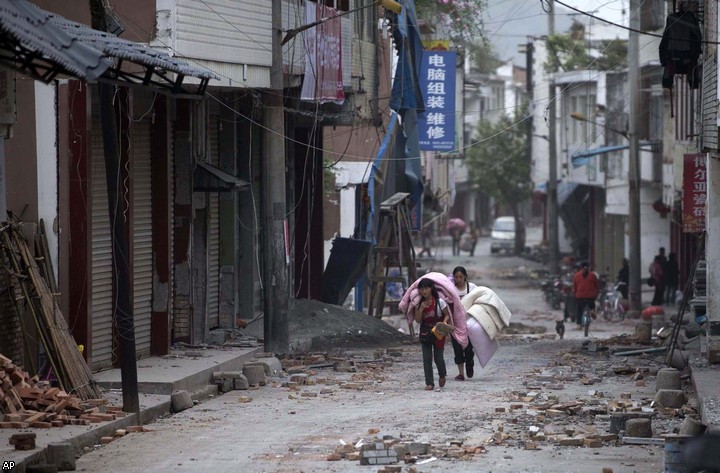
left=414, top=278, right=451, bottom=391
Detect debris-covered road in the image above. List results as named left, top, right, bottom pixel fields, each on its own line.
left=74, top=240, right=695, bottom=473
left=74, top=338, right=677, bottom=472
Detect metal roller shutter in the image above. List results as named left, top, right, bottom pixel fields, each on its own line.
left=132, top=120, right=153, bottom=357
left=90, top=124, right=114, bottom=370
left=207, top=117, right=220, bottom=329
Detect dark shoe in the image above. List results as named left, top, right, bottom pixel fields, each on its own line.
left=439, top=377, right=446, bottom=388
left=425, top=385, right=434, bottom=391
left=466, top=364, right=474, bottom=379
left=455, top=374, right=465, bottom=381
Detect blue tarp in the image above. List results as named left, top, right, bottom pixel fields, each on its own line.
left=390, top=0, right=424, bottom=114
left=389, top=0, right=424, bottom=209
left=366, top=111, right=398, bottom=242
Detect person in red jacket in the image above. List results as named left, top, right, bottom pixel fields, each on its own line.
left=573, top=261, right=600, bottom=328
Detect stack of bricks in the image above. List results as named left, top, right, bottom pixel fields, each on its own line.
left=9, top=433, right=36, bottom=450
left=359, top=441, right=399, bottom=466
left=1, top=353, right=119, bottom=428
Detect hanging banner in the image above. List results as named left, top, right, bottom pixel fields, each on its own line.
left=418, top=51, right=456, bottom=151
left=682, top=153, right=707, bottom=233
left=300, top=1, right=345, bottom=104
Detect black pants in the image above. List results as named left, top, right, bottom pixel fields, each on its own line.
left=452, top=239, right=460, bottom=256
left=421, top=342, right=446, bottom=387
left=451, top=336, right=474, bottom=368
left=652, top=284, right=665, bottom=306
left=576, top=298, right=595, bottom=325
left=665, top=284, right=677, bottom=305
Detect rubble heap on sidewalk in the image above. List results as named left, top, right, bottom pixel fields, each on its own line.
left=0, top=353, right=120, bottom=429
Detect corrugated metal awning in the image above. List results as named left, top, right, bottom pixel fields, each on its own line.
left=0, top=0, right=216, bottom=95
left=194, top=162, right=249, bottom=192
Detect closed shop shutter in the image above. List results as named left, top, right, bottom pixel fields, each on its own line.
left=132, top=120, right=153, bottom=356
left=207, top=118, right=220, bottom=329
left=90, top=124, right=114, bottom=370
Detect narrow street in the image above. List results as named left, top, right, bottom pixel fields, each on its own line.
left=74, top=231, right=673, bottom=473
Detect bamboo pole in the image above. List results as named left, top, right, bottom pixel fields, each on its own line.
left=0, top=228, right=66, bottom=392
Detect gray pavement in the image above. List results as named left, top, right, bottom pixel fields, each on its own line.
left=3, top=224, right=719, bottom=471
left=425, top=224, right=720, bottom=434
left=1, top=345, right=260, bottom=472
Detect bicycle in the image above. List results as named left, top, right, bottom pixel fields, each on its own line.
left=578, top=299, right=595, bottom=337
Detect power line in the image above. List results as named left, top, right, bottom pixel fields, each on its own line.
left=551, top=0, right=720, bottom=44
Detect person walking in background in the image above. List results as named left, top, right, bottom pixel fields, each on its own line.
left=414, top=278, right=451, bottom=391
left=418, top=226, right=433, bottom=258
left=450, top=267, right=477, bottom=381
left=617, top=258, right=629, bottom=299
left=451, top=228, right=463, bottom=256
left=649, top=255, right=665, bottom=306
left=467, top=222, right=479, bottom=257
left=664, top=252, right=679, bottom=305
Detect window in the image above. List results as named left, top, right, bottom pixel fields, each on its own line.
left=322, top=0, right=349, bottom=11
left=353, top=0, right=376, bottom=41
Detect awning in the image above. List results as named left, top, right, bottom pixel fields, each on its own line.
left=534, top=182, right=580, bottom=206
left=194, top=163, right=249, bottom=192
left=571, top=141, right=662, bottom=168
left=0, top=0, right=216, bottom=95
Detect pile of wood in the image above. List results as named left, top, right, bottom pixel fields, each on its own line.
left=0, top=221, right=101, bottom=400
left=1, top=353, right=122, bottom=428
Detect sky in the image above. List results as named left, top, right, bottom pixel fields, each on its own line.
left=482, top=0, right=630, bottom=64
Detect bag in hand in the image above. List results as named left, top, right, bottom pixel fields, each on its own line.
left=647, top=277, right=655, bottom=287
left=418, top=328, right=435, bottom=344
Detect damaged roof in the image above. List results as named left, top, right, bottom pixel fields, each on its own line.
left=0, top=0, right=216, bottom=95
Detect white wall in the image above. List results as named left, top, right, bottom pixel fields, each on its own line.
left=531, top=41, right=550, bottom=188
left=638, top=186, right=668, bottom=276
left=154, top=0, right=272, bottom=88
left=35, top=82, right=58, bottom=282
left=707, top=155, right=720, bottom=330
left=323, top=161, right=370, bottom=268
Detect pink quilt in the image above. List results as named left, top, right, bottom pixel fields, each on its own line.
left=398, top=272, right=468, bottom=348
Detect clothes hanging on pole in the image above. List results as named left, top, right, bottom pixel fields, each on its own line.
left=659, top=6, right=702, bottom=90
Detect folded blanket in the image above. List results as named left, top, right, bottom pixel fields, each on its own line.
left=398, top=272, right=468, bottom=348
left=461, top=286, right=512, bottom=340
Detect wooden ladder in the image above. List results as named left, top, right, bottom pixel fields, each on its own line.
left=367, top=193, right=418, bottom=330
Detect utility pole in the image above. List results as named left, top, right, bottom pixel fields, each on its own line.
left=89, top=0, right=139, bottom=414
left=627, top=0, right=642, bottom=315
left=547, top=0, right=559, bottom=276
left=263, top=0, right=289, bottom=354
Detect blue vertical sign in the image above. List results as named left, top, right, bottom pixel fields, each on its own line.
left=418, top=51, right=456, bottom=151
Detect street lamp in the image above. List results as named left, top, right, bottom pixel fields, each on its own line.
left=571, top=110, right=641, bottom=315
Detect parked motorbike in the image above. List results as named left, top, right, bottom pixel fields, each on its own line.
left=540, top=275, right=563, bottom=310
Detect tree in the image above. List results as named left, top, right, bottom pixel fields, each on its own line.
left=414, top=0, right=486, bottom=45
left=546, top=21, right=628, bottom=72
left=467, top=40, right=503, bottom=74
left=464, top=110, right=531, bottom=254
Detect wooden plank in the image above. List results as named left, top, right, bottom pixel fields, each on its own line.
left=622, top=437, right=665, bottom=445
left=369, top=276, right=405, bottom=283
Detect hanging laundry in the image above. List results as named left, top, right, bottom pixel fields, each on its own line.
left=659, top=1, right=702, bottom=90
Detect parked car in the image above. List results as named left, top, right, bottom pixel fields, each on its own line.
left=490, top=216, right=525, bottom=254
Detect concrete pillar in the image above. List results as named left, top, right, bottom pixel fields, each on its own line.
left=707, top=154, right=720, bottom=363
